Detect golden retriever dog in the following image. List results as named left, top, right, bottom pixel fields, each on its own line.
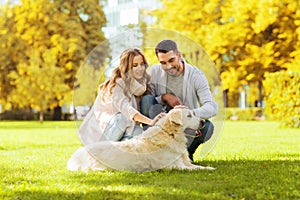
left=67, top=108, right=215, bottom=172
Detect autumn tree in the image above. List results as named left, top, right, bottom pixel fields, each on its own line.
left=0, top=2, right=26, bottom=108
left=0, top=0, right=107, bottom=121
left=263, top=71, right=300, bottom=128
left=152, top=0, right=300, bottom=107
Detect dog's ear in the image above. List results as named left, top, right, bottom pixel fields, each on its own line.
left=168, top=109, right=183, bottom=126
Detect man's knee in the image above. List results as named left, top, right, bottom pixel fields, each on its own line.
left=202, top=120, right=214, bottom=143
left=149, top=104, right=163, bottom=119
left=140, top=94, right=157, bottom=117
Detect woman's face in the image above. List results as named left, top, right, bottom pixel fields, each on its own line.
left=131, top=54, right=146, bottom=80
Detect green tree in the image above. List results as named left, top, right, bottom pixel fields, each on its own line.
left=0, top=0, right=107, bottom=121
left=152, top=0, right=300, bottom=107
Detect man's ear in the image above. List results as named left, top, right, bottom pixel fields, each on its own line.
left=177, top=52, right=182, bottom=59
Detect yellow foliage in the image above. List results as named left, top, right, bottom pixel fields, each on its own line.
left=153, top=0, right=300, bottom=107
left=65, top=62, right=73, bottom=70
left=0, top=0, right=108, bottom=114
left=264, top=71, right=300, bottom=127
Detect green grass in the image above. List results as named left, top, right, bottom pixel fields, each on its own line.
left=0, top=121, right=299, bottom=200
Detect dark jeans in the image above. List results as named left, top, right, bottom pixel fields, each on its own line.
left=186, top=120, right=214, bottom=160
left=140, top=94, right=164, bottom=119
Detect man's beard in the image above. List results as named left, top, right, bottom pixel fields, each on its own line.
left=168, top=62, right=182, bottom=77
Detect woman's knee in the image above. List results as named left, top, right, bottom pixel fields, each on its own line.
left=101, top=113, right=127, bottom=141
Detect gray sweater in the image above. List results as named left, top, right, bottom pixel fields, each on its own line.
left=149, top=60, right=218, bottom=119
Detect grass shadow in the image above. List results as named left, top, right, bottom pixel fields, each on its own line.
left=59, top=159, right=300, bottom=199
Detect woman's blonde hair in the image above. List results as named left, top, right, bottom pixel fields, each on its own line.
left=99, top=48, right=151, bottom=100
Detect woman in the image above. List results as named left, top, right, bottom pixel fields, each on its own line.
left=78, top=48, right=163, bottom=146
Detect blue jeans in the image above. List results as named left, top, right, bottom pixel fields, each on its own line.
left=101, top=113, right=143, bottom=141
left=120, top=125, right=143, bottom=141
left=140, top=94, right=164, bottom=119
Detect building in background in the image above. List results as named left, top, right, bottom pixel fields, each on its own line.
left=101, top=0, right=161, bottom=76
left=102, top=0, right=160, bottom=38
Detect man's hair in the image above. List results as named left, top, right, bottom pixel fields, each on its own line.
left=155, top=39, right=179, bottom=55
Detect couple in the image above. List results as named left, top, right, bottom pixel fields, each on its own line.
left=77, top=39, right=218, bottom=162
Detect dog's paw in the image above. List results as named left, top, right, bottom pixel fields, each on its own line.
left=191, top=165, right=215, bottom=170
left=205, top=166, right=216, bottom=170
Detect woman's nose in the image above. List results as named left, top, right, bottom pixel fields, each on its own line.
left=137, top=64, right=146, bottom=68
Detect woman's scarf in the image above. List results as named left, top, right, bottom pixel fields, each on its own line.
left=116, top=78, right=147, bottom=96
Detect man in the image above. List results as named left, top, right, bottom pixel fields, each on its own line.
left=140, top=39, right=218, bottom=161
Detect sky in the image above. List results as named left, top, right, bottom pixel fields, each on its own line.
left=0, top=0, right=20, bottom=5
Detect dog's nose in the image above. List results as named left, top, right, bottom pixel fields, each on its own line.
left=199, top=119, right=206, bottom=129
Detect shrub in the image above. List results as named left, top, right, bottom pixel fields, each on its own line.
left=225, top=107, right=265, bottom=121
left=0, top=110, right=59, bottom=121
left=263, top=71, right=300, bottom=128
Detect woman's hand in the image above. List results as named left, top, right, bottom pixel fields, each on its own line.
left=150, top=113, right=166, bottom=126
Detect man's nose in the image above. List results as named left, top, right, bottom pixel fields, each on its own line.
left=166, top=63, right=173, bottom=69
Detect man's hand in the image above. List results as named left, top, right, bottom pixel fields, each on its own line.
left=162, top=93, right=183, bottom=108
left=174, top=105, right=189, bottom=109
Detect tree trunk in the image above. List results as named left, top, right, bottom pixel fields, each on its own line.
left=53, top=106, right=61, bottom=120
left=258, top=80, right=263, bottom=107
left=39, top=109, right=44, bottom=123
left=223, top=89, right=229, bottom=107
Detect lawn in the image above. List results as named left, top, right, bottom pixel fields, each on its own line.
left=0, top=120, right=299, bottom=200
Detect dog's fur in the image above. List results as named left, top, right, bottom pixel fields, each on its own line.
left=67, top=108, right=215, bottom=172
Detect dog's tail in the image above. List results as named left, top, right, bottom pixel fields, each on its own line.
left=67, top=147, right=90, bottom=172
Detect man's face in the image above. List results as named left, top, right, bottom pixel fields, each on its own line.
left=157, top=50, right=182, bottom=76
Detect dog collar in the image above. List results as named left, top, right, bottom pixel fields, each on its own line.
left=154, top=124, right=175, bottom=138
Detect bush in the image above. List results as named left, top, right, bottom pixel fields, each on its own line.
left=0, top=110, right=66, bottom=121
left=0, top=110, right=37, bottom=120
left=225, top=107, right=265, bottom=121
left=263, top=71, right=300, bottom=128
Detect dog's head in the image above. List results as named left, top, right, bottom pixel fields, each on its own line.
left=165, top=108, right=205, bottom=131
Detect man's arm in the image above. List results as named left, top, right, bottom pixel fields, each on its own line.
left=149, top=64, right=167, bottom=105
left=191, top=69, right=218, bottom=119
